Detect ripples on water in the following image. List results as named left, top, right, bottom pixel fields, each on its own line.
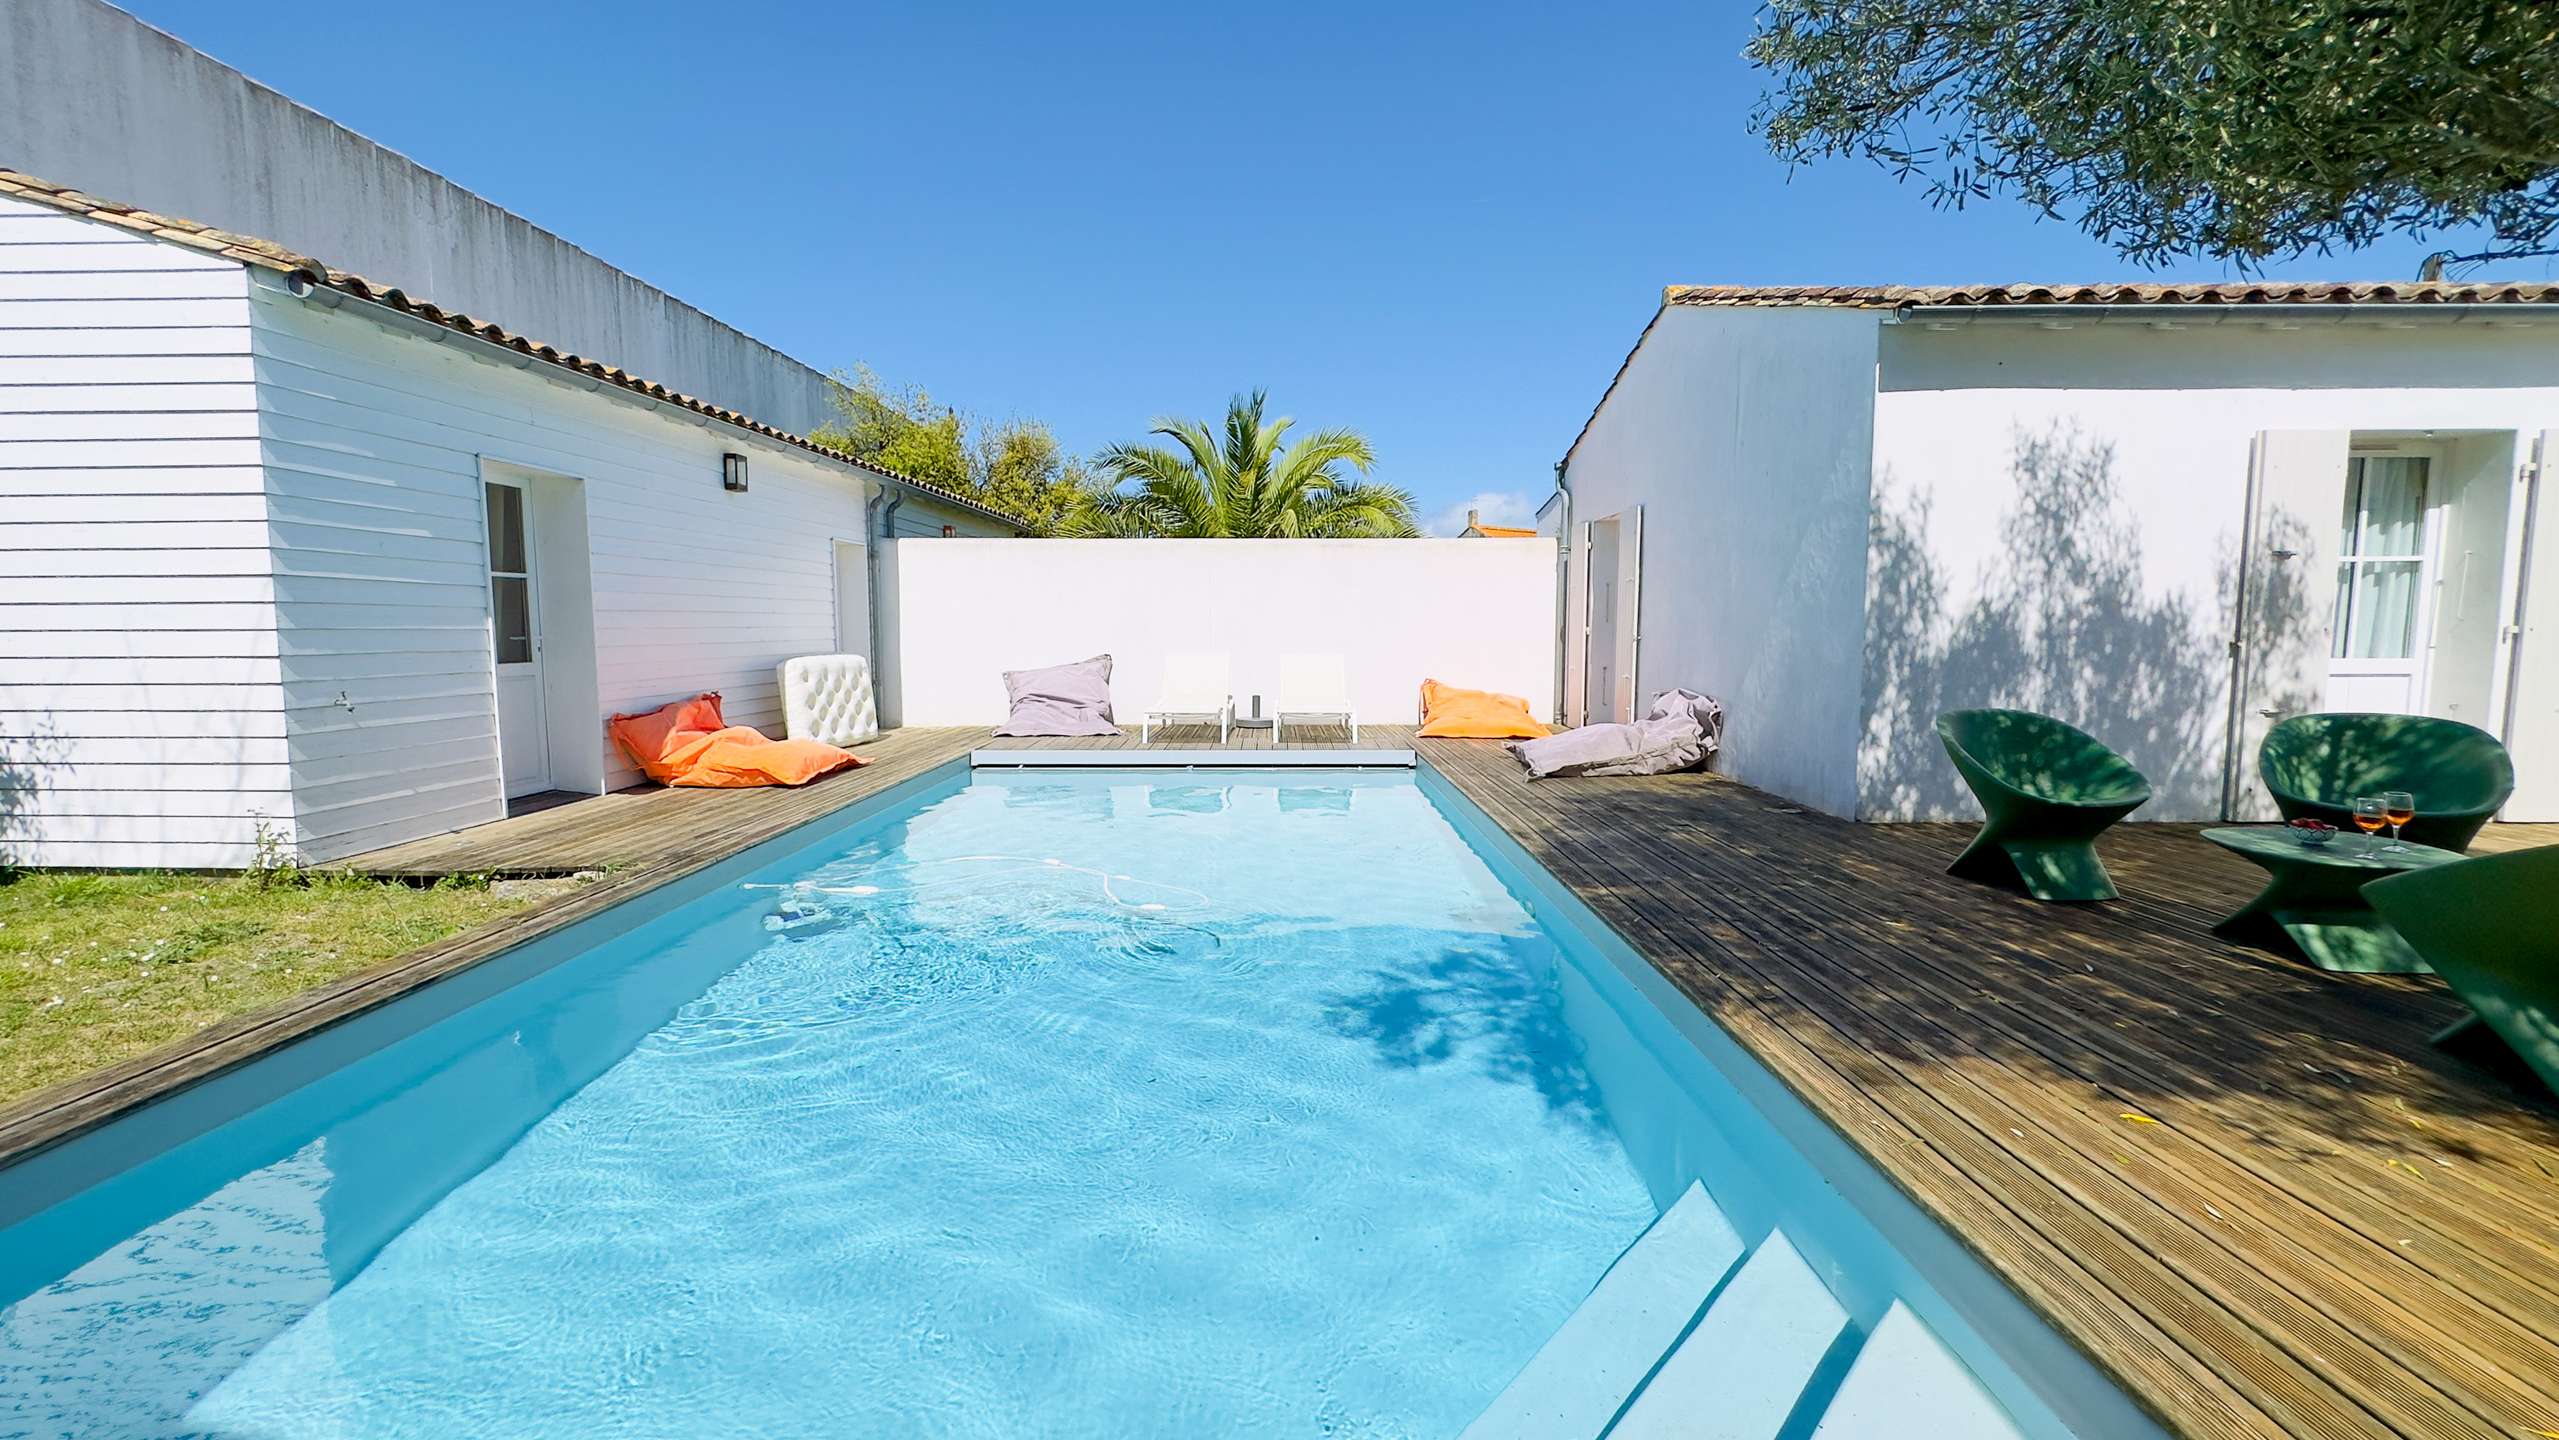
left=6, top=772, right=1657, bottom=1440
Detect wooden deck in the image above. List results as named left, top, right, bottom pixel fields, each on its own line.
left=1418, top=738, right=2559, bottom=1440
left=12, top=724, right=2558, bottom=1439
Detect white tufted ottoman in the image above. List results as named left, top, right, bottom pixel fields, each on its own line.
left=778, top=654, right=880, bottom=747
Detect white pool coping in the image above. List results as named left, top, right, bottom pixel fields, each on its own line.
left=970, top=748, right=1415, bottom=768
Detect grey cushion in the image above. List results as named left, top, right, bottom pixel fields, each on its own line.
left=995, top=654, right=1121, bottom=737
left=1508, top=688, right=1725, bottom=779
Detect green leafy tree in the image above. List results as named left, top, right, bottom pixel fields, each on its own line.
left=811, top=367, right=1092, bottom=534
left=1069, top=390, right=1418, bottom=538
left=1748, top=2, right=2559, bottom=270
left=976, top=421, right=1105, bottom=537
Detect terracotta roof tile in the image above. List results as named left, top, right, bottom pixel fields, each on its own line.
left=1664, top=281, right=2559, bottom=309
left=0, top=169, right=1026, bottom=530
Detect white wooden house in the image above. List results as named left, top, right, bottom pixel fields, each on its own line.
left=1556, top=283, right=2559, bottom=823
left=0, top=172, right=1020, bottom=869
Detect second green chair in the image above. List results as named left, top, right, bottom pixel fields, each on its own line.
left=2258, top=712, right=2514, bottom=851
left=1937, top=709, right=2152, bottom=902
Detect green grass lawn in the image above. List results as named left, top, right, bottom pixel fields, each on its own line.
left=0, top=869, right=545, bottom=1108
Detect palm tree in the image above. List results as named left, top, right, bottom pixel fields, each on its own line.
left=1067, top=390, right=1419, bottom=538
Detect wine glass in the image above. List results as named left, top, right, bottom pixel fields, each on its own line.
left=2381, top=790, right=2416, bottom=854
left=2351, top=796, right=2388, bottom=857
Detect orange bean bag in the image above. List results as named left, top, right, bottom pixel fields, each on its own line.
left=1417, top=679, right=1551, bottom=739
left=608, top=692, right=864, bottom=788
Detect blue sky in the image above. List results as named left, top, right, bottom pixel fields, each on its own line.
left=124, top=1, right=2537, bottom=534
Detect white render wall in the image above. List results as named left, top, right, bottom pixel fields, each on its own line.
left=249, top=278, right=881, bottom=860
left=1558, top=306, right=1881, bottom=817
left=1867, top=320, right=2559, bottom=821
left=883, top=539, right=1556, bottom=729
left=0, top=196, right=277, bottom=868
left=3, top=0, right=843, bottom=436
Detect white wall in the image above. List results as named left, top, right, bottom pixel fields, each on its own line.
left=248, top=277, right=881, bottom=860
left=0, top=197, right=280, bottom=868
left=3, top=0, right=844, bottom=436
left=1867, top=320, right=2559, bottom=821
left=1559, top=305, right=1881, bottom=816
left=884, top=539, right=1556, bottom=728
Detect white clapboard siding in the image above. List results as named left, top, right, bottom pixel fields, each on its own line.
left=251, top=281, right=875, bottom=856
left=0, top=204, right=274, bottom=868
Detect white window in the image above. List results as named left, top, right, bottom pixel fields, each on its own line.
left=2332, top=455, right=2428, bottom=661
left=484, top=481, right=534, bottom=666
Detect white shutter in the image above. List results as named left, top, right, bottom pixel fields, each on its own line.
left=1574, top=520, right=1597, bottom=726
left=2501, top=431, right=2559, bottom=818
left=1614, top=504, right=1644, bottom=722
left=2227, top=430, right=2349, bottom=818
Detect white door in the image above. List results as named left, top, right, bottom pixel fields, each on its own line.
left=1586, top=518, right=1620, bottom=724
left=2228, top=430, right=2349, bottom=818
left=1613, top=504, right=1644, bottom=722
left=2326, top=453, right=2437, bottom=713
left=485, top=479, right=549, bottom=797
left=2504, top=432, right=2559, bottom=818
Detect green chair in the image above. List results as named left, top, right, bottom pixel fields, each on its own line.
left=1936, top=709, right=2153, bottom=902
left=2258, top=712, right=2514, bottom=851
left=2366, top=846, right=2559, bottom=1102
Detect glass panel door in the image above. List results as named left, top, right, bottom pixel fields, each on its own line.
left=2333, top=456, right=2429, bottom=661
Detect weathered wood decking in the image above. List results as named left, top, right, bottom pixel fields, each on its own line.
left=1417, top=737, right=2559, bottom=1440
left=8, top=727, right=2556, bottom=1440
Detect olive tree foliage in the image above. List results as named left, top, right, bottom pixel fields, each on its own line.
left=1747, top=1, right=2559, bottom=271
left=810, top=366, right=1099, bottom=535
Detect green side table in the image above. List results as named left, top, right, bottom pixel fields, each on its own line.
left=2201, top=827, right=2464, bottom=974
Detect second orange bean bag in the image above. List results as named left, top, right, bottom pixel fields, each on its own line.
left=1416, top=679, right=1552, bottom=739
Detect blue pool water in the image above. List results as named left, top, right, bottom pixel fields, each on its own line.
left=2, top=771, right=1665, bottom=1439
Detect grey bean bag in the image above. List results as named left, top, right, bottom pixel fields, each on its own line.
left=994, top=654, right=1122, bottom=737
left=1508, top=688, right=1724, bottom=779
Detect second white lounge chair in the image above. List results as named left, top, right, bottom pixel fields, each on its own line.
left=1274, top=653, right=1356, bottom=743
left=1142, top=652, right=1233, bottom=743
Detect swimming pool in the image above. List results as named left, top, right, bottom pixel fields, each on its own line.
left=0, top=765, right=2141, bottom=1439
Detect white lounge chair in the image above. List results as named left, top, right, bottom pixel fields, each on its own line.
left=1274, top=653, right=1356, bottom=743
left=1142, top=652, right=1233, bottom=743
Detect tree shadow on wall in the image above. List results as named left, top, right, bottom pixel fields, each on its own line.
left=1860, top=426, right=2238, bottom=820
left=0, top=717, right=61, bottom=876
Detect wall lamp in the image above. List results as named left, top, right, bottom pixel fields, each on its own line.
left=721, top=452, right=750, bottom=493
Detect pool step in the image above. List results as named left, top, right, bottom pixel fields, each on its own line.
left=1457, top=1181, right=1745, bottom=1440
left=1605, top=1230, right=1849, bottom=1439
left=1460, top=1185, right=2035, bottom=1440
left=1805, top=1301, right=2027, bottom=1439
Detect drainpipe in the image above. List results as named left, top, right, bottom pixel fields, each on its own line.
left=1550, top=457, right=1571, bottom=723
left=865, top=488, right=904, bottom=723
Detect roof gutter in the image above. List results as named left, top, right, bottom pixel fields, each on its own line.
left=1883, top=301, right=2559, bottom=328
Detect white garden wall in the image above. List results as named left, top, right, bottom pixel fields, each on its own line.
left=883, top=539, right=1556, bottom=729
